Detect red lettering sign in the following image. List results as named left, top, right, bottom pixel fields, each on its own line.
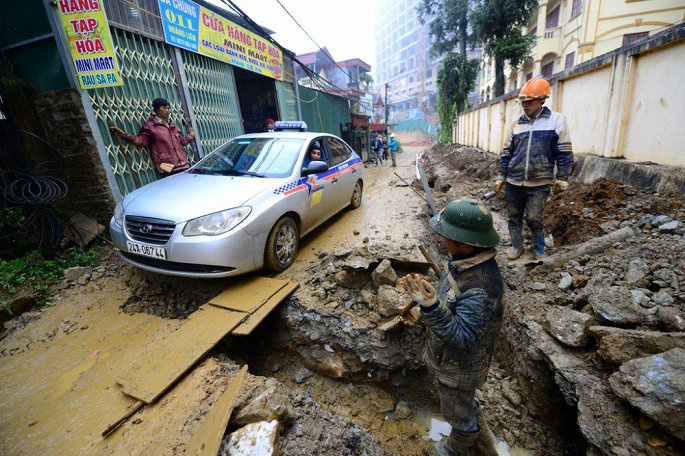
left=74, top=38, right=106, bottom=54
left=59, top=0, right=100, bottom=14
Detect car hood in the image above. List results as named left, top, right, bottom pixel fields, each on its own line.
left=123, top=173, right=279, bottom=223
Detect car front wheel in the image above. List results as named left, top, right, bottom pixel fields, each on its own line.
left=264, top=216, right=299, bottom=272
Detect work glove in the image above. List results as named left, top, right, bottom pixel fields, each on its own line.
left=495, top=180, right=504, bottom=194
left=398, top=274, right=437, bottom=308
left=553, top=180, right=569, bottom=192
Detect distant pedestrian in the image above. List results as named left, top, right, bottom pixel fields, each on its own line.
left=382, top=137, right=389, bottom=161
left=495, top=77, right=574, bottom=260
left=109, top=97, right=195, bottom=178
left=388, top=133, right=398, bottom=167
left=371, top=135, right=383, bottom=165
left=265, top=118, right=275, bottom=132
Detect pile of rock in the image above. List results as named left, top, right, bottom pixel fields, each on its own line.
left=218, top=372, right=383, bottom=455
left=276, top=242, right=437, bottom=380
left=502, top=213, right=685, bottom=454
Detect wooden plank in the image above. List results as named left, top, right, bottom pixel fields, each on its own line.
left=209, top=277, right=289, bottom=313
left=102, top=400, right=144, bottom=437
left=184, top=365, right=248, bottom=456
left=116, top=305, right=248, bottom=403
left=232, top=282, right=299, bottom=336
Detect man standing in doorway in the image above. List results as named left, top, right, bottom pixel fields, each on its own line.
left=495, top=77, right=574, bottom=260
left=399, top=199, right=503, bottom=456
left=109, top=98, right=195, bottom=178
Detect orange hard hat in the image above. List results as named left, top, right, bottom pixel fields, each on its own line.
left=518, top=77, right=551, bottom=101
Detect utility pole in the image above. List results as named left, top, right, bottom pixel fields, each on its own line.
left=384, top=82, right=389, bottom=136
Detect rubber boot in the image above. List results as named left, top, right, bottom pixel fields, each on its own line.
left=507, top=226, right=524, bottom=261
left=434, top=429, right=480, bottom=456
left=471, top=407, right=499, bottom=456
left=531, top=230, right=546, bottom=260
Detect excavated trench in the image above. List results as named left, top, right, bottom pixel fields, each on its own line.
left=4, top=142, right=683, bottom=455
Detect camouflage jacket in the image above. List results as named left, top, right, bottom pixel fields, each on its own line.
left=421, top=249, right=504, bottom=390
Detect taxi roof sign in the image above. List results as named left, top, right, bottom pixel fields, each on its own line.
left=274, top=121, right=308, bottom=132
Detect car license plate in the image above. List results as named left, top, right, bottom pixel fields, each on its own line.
left=126, top=241, right=166, bottom=260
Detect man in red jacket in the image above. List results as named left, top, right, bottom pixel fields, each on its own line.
left=109, top=98, right=195, bottom=177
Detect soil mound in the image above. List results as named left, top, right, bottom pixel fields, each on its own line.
left=544, top=178, right=684, bottom=246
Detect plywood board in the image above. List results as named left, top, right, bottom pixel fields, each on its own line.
left=0, top=296, right=177, bottom=455
left=209, top=276, right=288, bottom=313
left=232, top=282, right=299, bottom=335
left=116, top=305, right=248, bottom=403
left=184, top=365, right=248, bottom=456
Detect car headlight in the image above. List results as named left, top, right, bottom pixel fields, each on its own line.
left=113, top=200, right=124, bottom=226
left=183, top=207, right=252, bottom=236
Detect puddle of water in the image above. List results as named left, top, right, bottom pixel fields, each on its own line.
left=413, top=412, right=529, bottom=455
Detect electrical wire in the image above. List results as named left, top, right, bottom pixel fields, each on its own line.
left=272, top=0, right=355, bottom=81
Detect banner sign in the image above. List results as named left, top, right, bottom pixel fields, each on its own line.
left=158, top=0, right=283, bottom=80
left=57, top=0, right=122, bottom=90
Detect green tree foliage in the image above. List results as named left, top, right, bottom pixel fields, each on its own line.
left=437, top=54, right=479, bottom=143
left=471, top=0, right=538, bottom=97
left=418, top=0, right=472, bottom=59
left=359, top=72, right=374, bottom=91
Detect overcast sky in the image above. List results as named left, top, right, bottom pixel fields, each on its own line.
left=211, top=0, right=377, bottom=68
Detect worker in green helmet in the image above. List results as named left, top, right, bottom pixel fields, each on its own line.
left=399, top=199, right=503, bottom=456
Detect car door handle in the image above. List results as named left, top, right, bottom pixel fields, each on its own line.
left=332, top=178, right=339, bottom=183
left=351, top=169, right=357, bottom=174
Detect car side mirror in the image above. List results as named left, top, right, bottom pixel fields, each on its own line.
left=302, top=160, right=328, bottom=176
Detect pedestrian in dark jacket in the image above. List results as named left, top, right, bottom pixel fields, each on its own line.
left=109, top=97, right=195, bottom=177
left=399, top=199, right=503, bottom=456
left=495, top=77, right=574, bottom=260
left=371, top=135, right=383, bottom=165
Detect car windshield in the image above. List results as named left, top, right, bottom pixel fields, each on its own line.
left=191, top=138, right=305, bottom=178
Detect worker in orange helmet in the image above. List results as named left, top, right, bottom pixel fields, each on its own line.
left=495, top=77, right=574, bottom=261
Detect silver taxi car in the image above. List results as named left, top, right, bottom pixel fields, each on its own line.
left=109, top=123, right=363, bottom=278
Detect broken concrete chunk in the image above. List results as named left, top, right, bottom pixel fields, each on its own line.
left=66, top=212, right=104, bottom=247
left=631, top=289, right=650, bottom=307
left=334, top=270, right=369, bottom=289
left=589, top=326, right=685, bottom=364
left=233, top=384, right=292, bottom=426
left=657, top=221, right=679, bottom=233
left=394, top=400, right=412, bottom=419
left=658, top=307, right=685, bottom=332
left=223, top=420, right=279, bottom=456
left=625, top=258, right=649, bottom=284
left=376, top=285, right=404, bottom=318
left=653, top=291, right=674, bottom=306
left=343, top=255, right=373, bottom=271
left=589, top=286, right=645, bottom=325
left=371, top=259, right=398, bottom=287
left=558, top=272, right=573, bottom=290
left=64, top=266, right=92, bottom=282
left=531, top=282, right=546, bottom=291
left=546, top=306, right=595, bottom=347
left=609, top=348, right=685, bottom=441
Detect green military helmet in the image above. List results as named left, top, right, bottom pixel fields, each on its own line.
left=429, top=199, right=500, bottom=248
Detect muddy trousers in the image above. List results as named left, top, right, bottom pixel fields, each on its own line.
left=505, top=183, right=550, bottom=255
left=437, top=382, right=479, bottom=455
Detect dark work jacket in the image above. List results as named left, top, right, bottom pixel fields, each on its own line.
left=123, top=116, right=194, bottom=174
left=498, top=107, right=574, bottom=186
left=421, top=249, right=504, bottom=390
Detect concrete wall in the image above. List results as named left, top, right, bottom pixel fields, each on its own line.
left=34, top=89, right=116, bottom=222
left=455, top=25, right=685, bottom=168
